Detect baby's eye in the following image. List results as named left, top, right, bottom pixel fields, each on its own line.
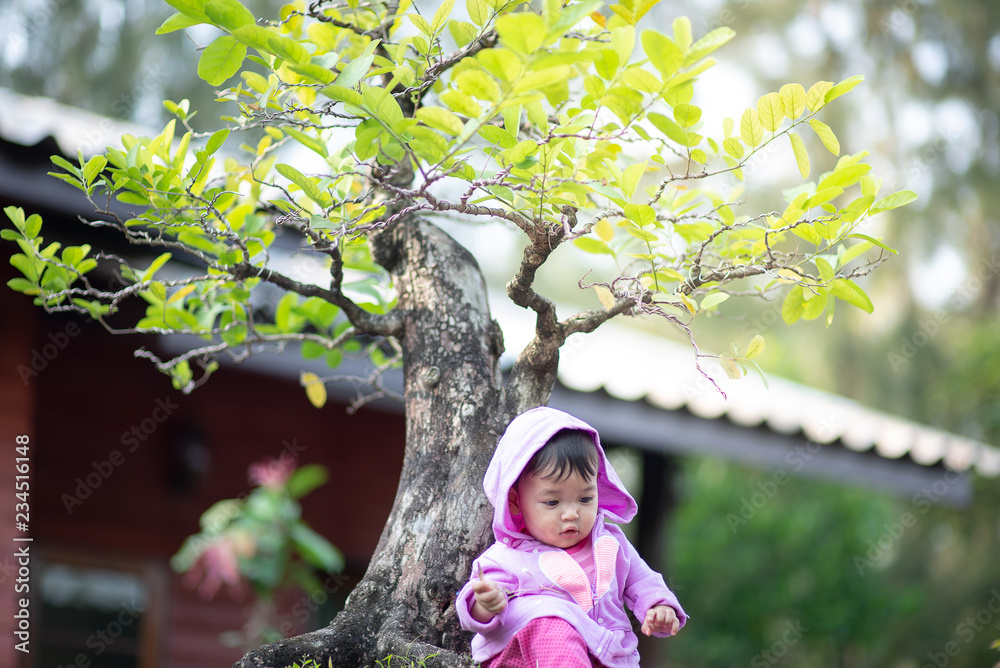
left=544, top=500, right=559, bottom=507
left=580, top=496, right=594, bottom=504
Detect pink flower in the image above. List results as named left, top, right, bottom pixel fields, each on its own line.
left=248, top=453, right=296, bottom=489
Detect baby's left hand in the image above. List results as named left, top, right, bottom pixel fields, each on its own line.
left=641, top=605, right=679, bottom=637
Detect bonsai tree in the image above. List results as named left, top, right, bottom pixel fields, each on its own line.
left=2, top=0, right=912, bottom=664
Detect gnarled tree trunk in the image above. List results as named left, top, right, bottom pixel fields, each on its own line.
left=237, top=215, right=550, bottom=667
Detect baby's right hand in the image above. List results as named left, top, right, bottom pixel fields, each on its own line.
left=471, top=578, right=507, bottom=622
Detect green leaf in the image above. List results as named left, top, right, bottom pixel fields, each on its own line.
left=455, top=69, right=500, bottom=101
left=416, top=106, right=464, bottom=135
left=197, top=35, right=247, bottom=86
left=408, top=13, right=432, bottom=35
left=847, top=233, right=898, bottom=254
left=623, top=203, right=656, bottom=227
left=362, top=86, right=404, bottom=130
left=163, top=0, right=210, bottom=22
left=805, top=80, right=833, bottom=111
left=830, top=278, right=873, bottom=313
left=320, top=85, right=363, bottom=106
left=4, top=206, right=26, bottom=231
left=620, top=162, right=646, bottom=201
left=478, top=48, right=522, bottom=83
left=300, top=371, right=328, bottom=408
left=467, top=0, right=489, bottom=26
left=779, top=83, right=806, bottom=119
left=723, top=137, right=744, bottom=159
left=289, top=62, right=337, bottom=84
left=699, top=292, right=730, bottom=310
left=7, top=277, right=37, bottom=294
left=204, top=128, right=230, bottom=156
left=756, top=92, right=783, bottom=133
left=719, top=355, right=744, bottom=380
left=685, top=26, right=734, bottom=63
left=815, top=256, right=835, bottom=283
left=594, top=49, right=620, bottom=80
left=231, top=23, right=276, bottom=51
left=286, top=463, right=329, bottom=499
left=672, top=16, right=692, bottom=54
left=284, top=126, right=328, bottom=158
left=142, top=252, right=173, bottom=281
left=478, top=125, right=517, bottom=148
left=740, top=108, right=763, bottom=147
left=782, top=285, right=806, bottom=325
left=496, top=13, right=546, bottom=54
left=83, top=155, right=107, bottom=185
left=808, top=119, right=840, bottom=155
left=24, top=214, right=43, bottom=239
left=627, top=226, right=657, bottom=243
left=641, top=30, right=681, bottom=78
left=869, top=190, right=917, bottom=215
left=441, top=89, right=482, bottom=117
left=289, top=523, right=344, bottom=571
left=825, top=74, right=864, bottom=104
left=268, top=34, right=310, bottom=65
left=745, top=358, right=770, bottom=390
left=204, top=0, right=255, bottom=31
left=574, top=237, right=614, bottom=255
left=156, top=12, right=201, bottom=34
left=649, top=112, right=690, bottom=146
left=432, top=0, right=455, bottom=34
left=276, top=163, right=328, bottom=207
left=818, top=163, right=871, bottom=191
left=789, top=132, right=810, bottom=179
left=512, top=65, right=570, bottom=95
left=335, top=40, right=379, bottom=88
left=744, top=334, right=765, bottom=360
left=673, top=103, right=702, bottom=128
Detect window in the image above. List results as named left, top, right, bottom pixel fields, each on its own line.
left=35, top=554, right=162, bottom=668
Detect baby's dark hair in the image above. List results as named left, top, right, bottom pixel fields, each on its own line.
left=522, top=429, right=599, bottom=483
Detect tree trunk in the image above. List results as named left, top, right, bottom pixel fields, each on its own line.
left=237, top=216, right=531, bottom=667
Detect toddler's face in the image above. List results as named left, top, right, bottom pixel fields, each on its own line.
left=509, top=469, right=598, bottom=549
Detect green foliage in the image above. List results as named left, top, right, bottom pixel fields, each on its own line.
left=670, top=458, right=921, bottom=666
left=1, top=0, right=909, bottom=401
left=172, top=458, right=343, bottom=647
left=669, top=457, right=1000, bottom=668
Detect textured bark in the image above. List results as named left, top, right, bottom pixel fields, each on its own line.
left=236, top=216, right=536, bottom=667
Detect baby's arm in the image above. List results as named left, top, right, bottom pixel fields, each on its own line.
left=641, top=605, right=679, bottom=637
left=614, top=527, right=687, bottom=635
left=457, top=556, right=517, bottom=633
left=470, top=576, right=507, bottom=623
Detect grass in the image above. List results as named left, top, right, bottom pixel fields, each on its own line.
left=284, top=651, right=447, bottom=668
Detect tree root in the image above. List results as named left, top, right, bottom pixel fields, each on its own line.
left=376, top=633, right=479, bottom=668
left=235, top=616, right=478, bottom=668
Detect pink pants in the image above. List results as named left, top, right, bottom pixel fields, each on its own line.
left=484, top=617, right=602, bottom=668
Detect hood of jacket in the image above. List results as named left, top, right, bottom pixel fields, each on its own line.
left=484, top=406, right=637, bottom=544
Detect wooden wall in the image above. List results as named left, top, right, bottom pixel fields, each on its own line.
left=0, top=263, right=406, bottom=667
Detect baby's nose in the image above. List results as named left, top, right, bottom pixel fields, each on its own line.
left=562, top=506, right=579, bottom=520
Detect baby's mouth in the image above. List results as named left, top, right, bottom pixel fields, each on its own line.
left=560, top=527, right=578, bottom=535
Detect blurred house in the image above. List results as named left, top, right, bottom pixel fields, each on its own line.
left=1, top=89, right=997, bottom=668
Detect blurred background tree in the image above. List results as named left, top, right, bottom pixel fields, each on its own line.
left=2, top=0, right=996, bottom=666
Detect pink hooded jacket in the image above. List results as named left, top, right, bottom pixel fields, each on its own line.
left=456, top=407, right=687, bottom=667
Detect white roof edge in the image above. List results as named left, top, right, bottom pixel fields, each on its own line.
left=548, top=314, right=999, bottom=478
left=0, top=87, right=151, bottom=157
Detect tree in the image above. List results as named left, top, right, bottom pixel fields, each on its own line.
left=2, top=0, right=913, bottom=664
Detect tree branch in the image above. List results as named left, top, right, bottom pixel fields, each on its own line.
left=236, top=262, right=401, bottom=337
